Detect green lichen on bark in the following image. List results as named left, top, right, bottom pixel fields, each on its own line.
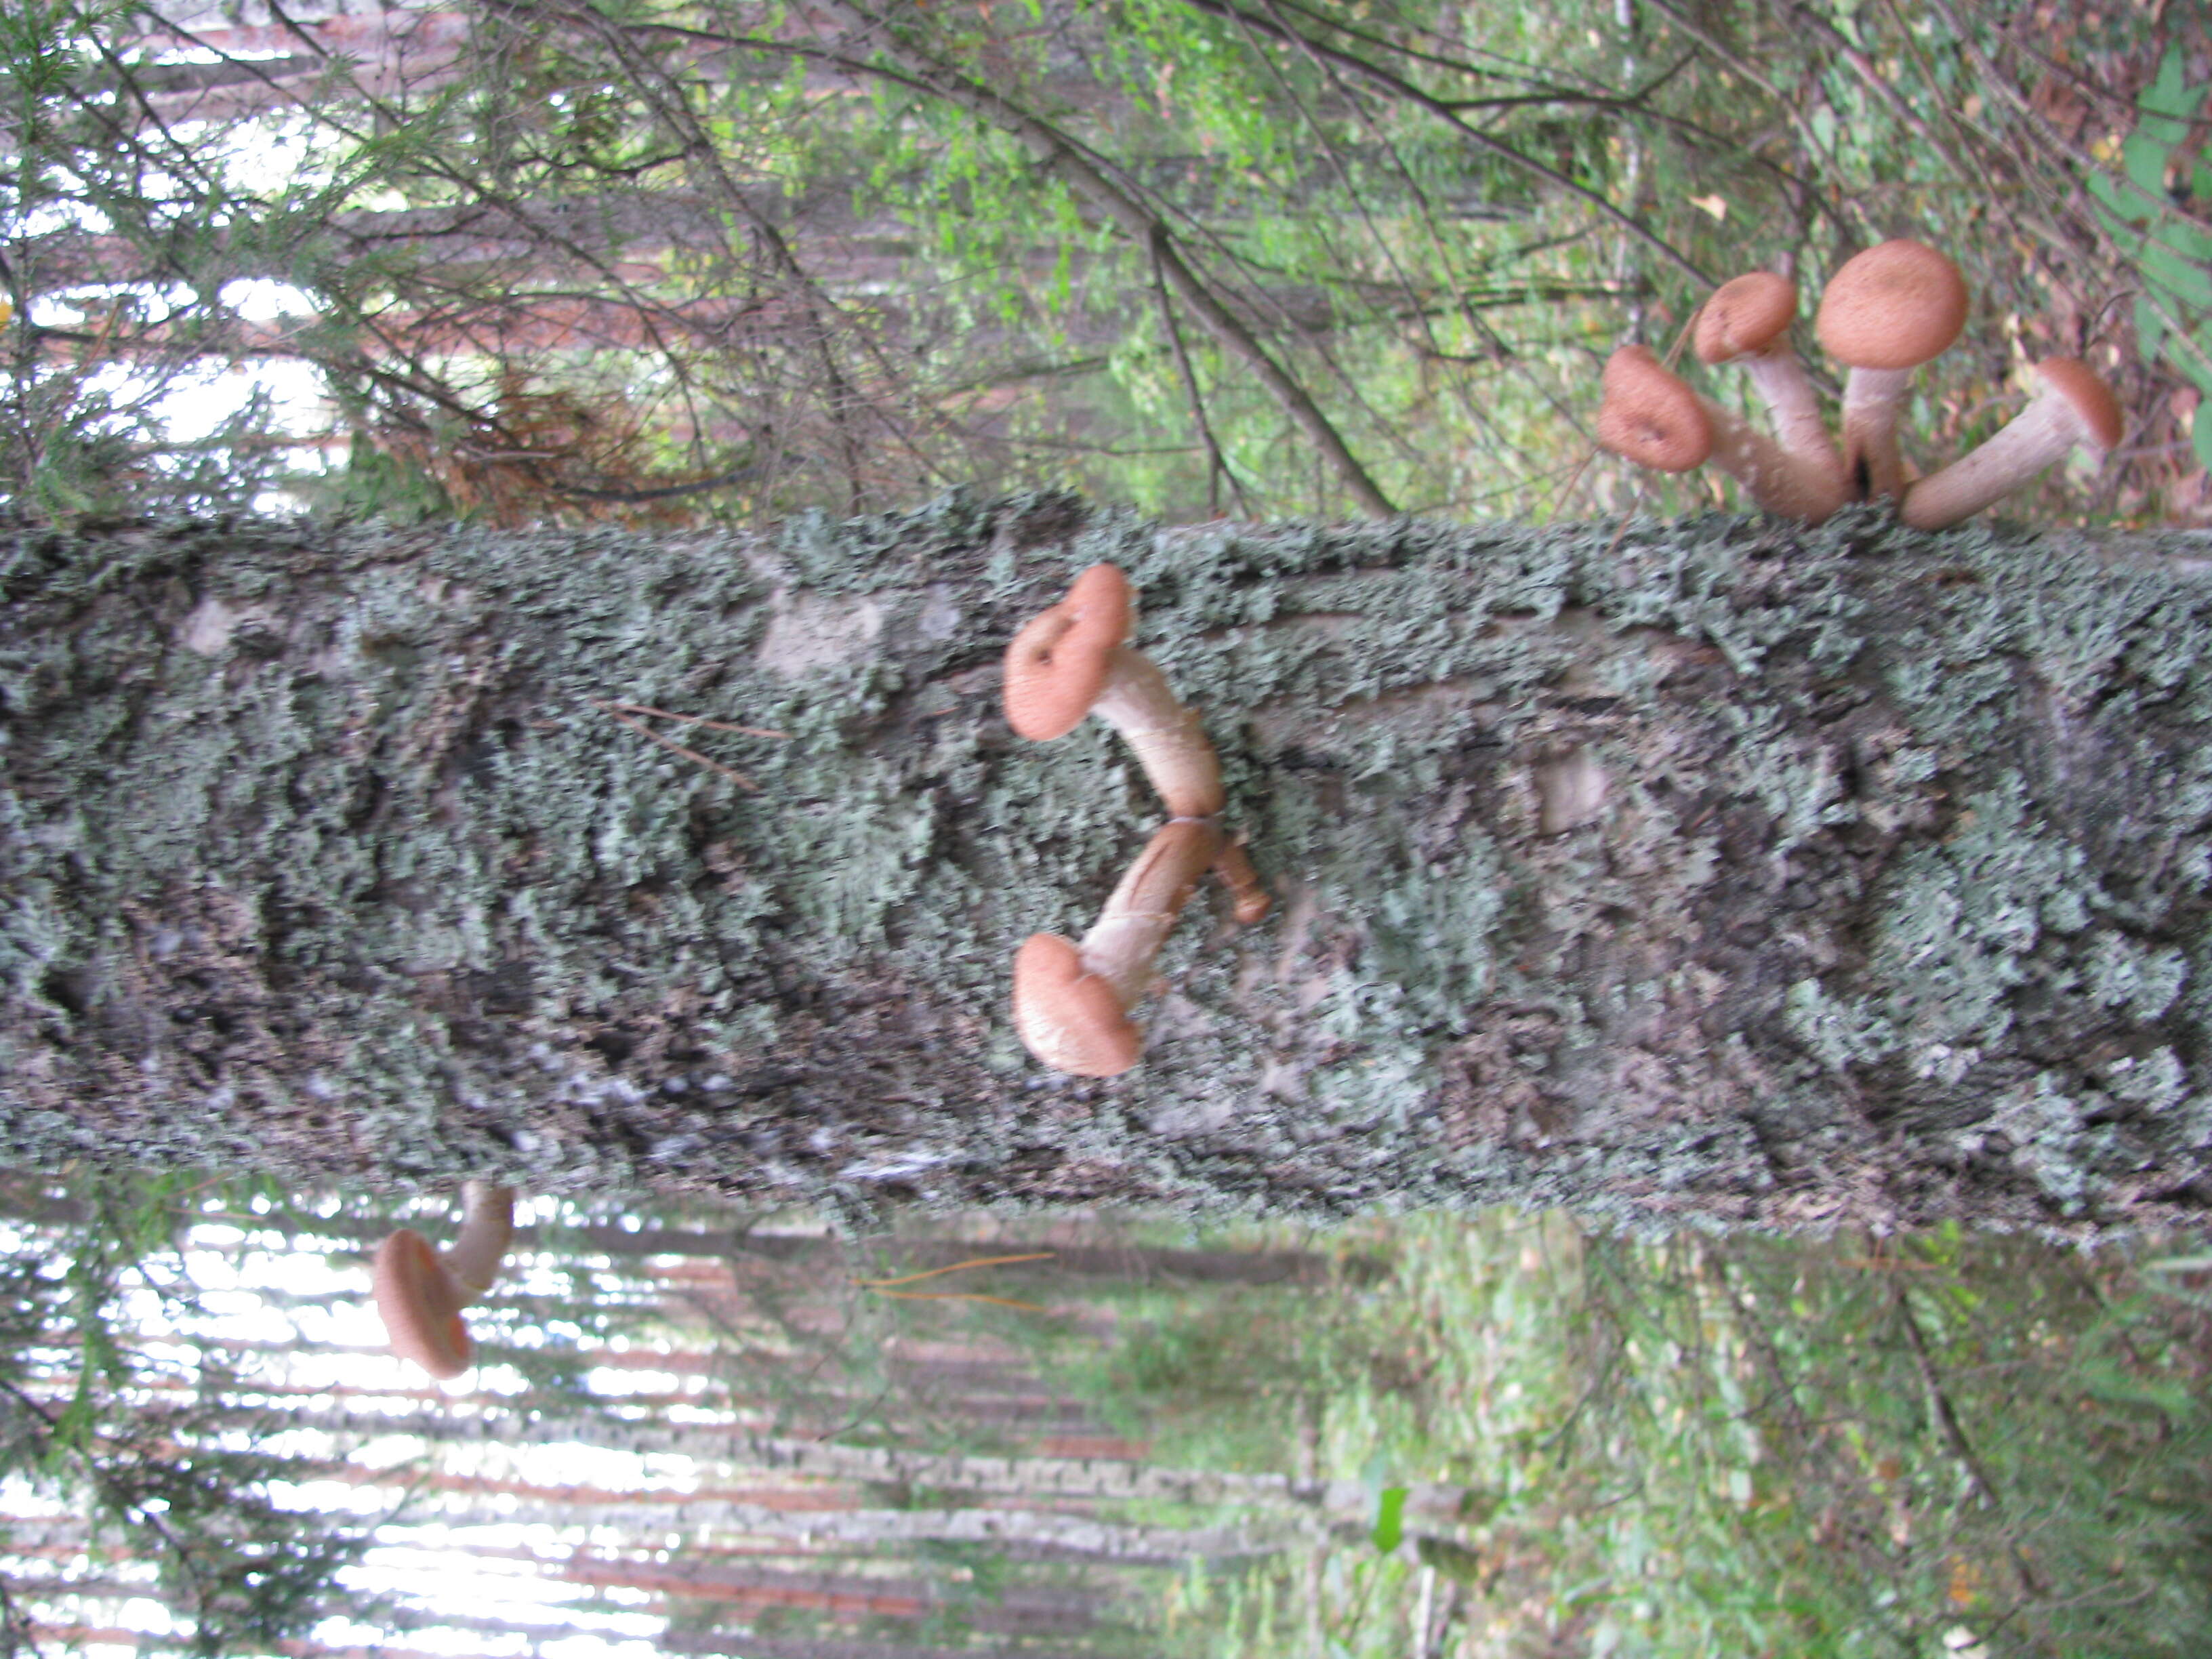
left=5, top=496, right=2212, bottom=1236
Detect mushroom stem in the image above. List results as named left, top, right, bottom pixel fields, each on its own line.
left=1213, top=836, right=1272, bottom=926
left=1088, top=645, right=1225, bottom=819
left=1077, top=819, right=1224, bottom=1006
left=1900, top=359, right=2123, bottom=530
left=1741, top=353, right=1847, bottom=495
left=1702, top=401, right=1849, bottom=523
left=443, top=1181, right=516, bottom=1300
left=1837, top=366, right=1915, bottom=501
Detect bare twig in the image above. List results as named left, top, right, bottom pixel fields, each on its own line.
left=595, top=705, right=760, bottom=790
left=815, top=0, right=1399, bottom=514
left=1179, top=0, right=1713, bottom=287
left=591, top=699, right=789, bottom=739
left=1147, top=229, right=1252, bottom=518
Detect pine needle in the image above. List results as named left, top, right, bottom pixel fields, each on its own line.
left=851, top=1252, right=1057, bottom=1288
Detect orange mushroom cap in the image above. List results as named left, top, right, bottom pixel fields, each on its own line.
left=1816, top=240, right=1969, bottom=371
left=373, top=1229, right=472, bottom=1380
left=1597, top=346, right=1713, bottom=472
left=1010, top=933, right=1143, bottom=1078
left=2033, top=358, right=2123, bottom=451
left=1003, top=564, right=1134, bottom=741
left=1695, top=272, right=1798, bottom=363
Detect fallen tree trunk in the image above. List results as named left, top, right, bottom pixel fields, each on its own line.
left=5, top=495, right=2211, bottom=1237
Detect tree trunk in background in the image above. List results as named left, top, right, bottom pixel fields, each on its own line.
left=6, top=496, right=2212, bottom=1236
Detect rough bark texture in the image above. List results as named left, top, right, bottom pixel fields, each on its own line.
left=6, top=495, right=2212, bottom=1237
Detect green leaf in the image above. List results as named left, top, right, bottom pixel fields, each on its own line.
left=2143, top=244, right=2212, bottom=308
left=2136, top=294, right=2168, bottom=361
left=2140, top=44, right=2200, bottom=124
left=1370, top=1484, right=1408, bottom=1553
left=2124, top=131, right=2173, bottom=195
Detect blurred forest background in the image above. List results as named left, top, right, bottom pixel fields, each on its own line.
left=5, top=0, right=2208, bottom=525
left=5, top=1, right=2212, bottom=1656
left=5, top=1174, right=2211, bottom=1659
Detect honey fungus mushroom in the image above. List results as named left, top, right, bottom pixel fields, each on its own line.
left=1694, top=272, right=1848, bottom=503
left=1004, top=564, right=1269, bottom=922
left=1900, top=359, right=2123, bottom=530
left=1004, top=562, right=1223, bottom=818
left=1011, top=819, right=1223, bottom=1077
left=1597, top=346, right=1845, bottom=523
left=1816, top=239, right=1970, bottom=501
left=371, top=1181, right=515, bottom=1381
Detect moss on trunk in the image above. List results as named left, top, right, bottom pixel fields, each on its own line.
left=5, top=495, right=2211, bottom=1236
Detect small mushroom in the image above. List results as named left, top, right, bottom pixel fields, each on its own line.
left=1899, top=359, right=2123, bottom=530
left=1815, top=239, right=1969, bottom=501
left=1011, top=819, right=1223, bottom=1077
left=1005, top=563, right=1223, bottom=817
left=371, top=1181, right=515, bottom=1381
left=1694, top=272, right=1847, bottom=506
left=1005, top=564, right=1269, bottom=922
left=1597, top=346, right=1843, bottom=523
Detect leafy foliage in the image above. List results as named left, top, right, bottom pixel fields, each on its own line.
left=1013, top=1214, right=2212, bottom=1658
left=2090, top=44, right=2212, bottom=474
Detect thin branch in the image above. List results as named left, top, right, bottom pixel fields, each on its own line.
left=1148, top=228, right=1252, bottom=518
left=594, top=705, right=758, bottom=790
left=849, top=1251, right=1058, bottom=1288
left=590, top=699, right=789, bottom=739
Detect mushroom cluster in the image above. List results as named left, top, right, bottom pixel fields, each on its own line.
left=1002, top=564, right=1267, bottom=1077
left=1597, top=239, right=2123, bottom=528
left=371, top=1180, right=516, bottom=1380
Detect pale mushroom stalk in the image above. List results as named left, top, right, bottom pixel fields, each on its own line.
left=443, top=1180, right=516, bottom=1298
left=1212, top=836, right=1271, bottom=927
left=1900, top=359, right=2123, bottom=531
left=1086, top=645, right=1225, bottom=820
left=1837, top=368, right=1917, bottom=501
left=1742, top=354, right=1842, bottom=480
left=1702, top=405, right=1849, bottom=523
left=1010, top=820, right=1223, bottom=1077
left=1076, top=820, right=1225, bottom=1004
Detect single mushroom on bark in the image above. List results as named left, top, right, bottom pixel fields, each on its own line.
left=1900, top=358, right=2123, bottom=529
left=1004, top=563, right=1268, bottom=924
left=1597, top=346, right=1844, bottom=523
left=1011, top=819, right=1223, bottom=1077
left=1815, top=239, right=1969, bottom=501
left=371, top=1181, right=516, bottom=1381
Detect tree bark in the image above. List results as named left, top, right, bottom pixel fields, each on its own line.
left=5, top=496, right=2212, bottom=1237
